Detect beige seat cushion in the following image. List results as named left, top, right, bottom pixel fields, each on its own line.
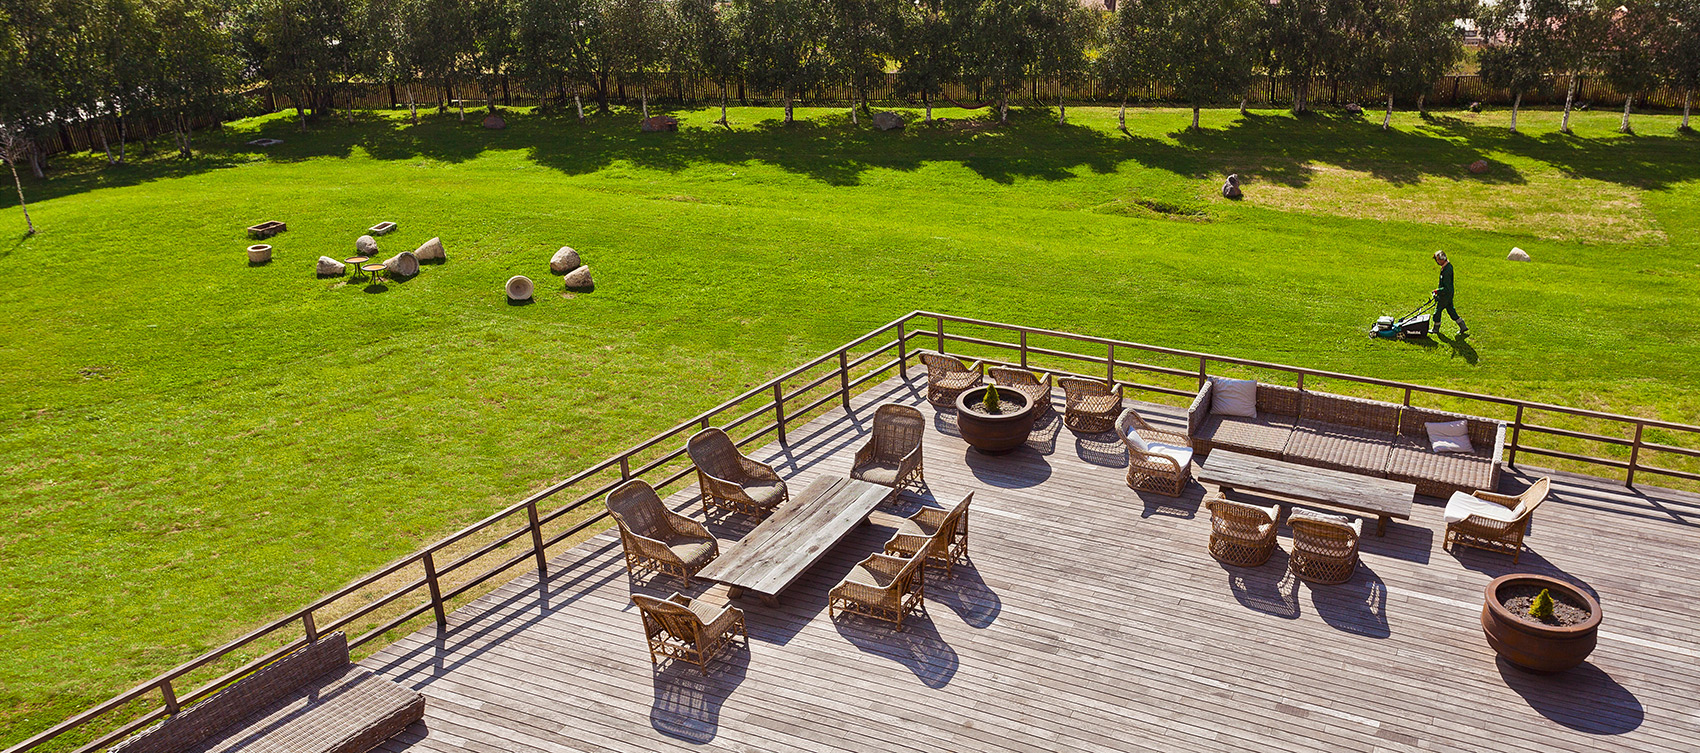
left=845, top=561, right=897, bottom=589
left=741, top=479, right=787, bottom=508
left=1196, top=414, right=1295, bottom=456
left=1386, top=439, right=1494, bottom=491
left=1444, top=492, right=1524, bottom=524
left=668, top=539, right=717, bottom=569
left=853, top=461, right=904, bottom=486
left=1283, top=423, right=1393, bottom=474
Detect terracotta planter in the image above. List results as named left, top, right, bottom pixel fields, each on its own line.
left=1481, top=574, right=1601, bottom=673
left=955, top=387, right=1037, bottom=454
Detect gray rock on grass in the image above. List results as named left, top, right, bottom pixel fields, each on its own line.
left=550, top=246, right=582, bottom=274
left=873, top=111, right=903, bottom=131
left=356, top=235, right=379, bottom=255
left=414, top=237, right=445, bottom=261
left=317, top=256, right=346, bottom=275
left=1508, top=248, right=1531, bottom=262
left=383, top=251, right=420, bottom=278
left=564, top=265, right=594, bottom=290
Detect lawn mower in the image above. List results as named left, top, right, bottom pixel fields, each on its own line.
left=1370, top=298, right=1435, bottom=340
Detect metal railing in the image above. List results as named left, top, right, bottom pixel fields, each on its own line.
left=11, top=310, right=1697, bottom=752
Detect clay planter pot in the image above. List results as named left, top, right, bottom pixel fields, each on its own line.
left=1481, top=574, right=1601, bottom=674
left=246, top=244, right=272, bottom=263
left=955, top=387, right=1037, bottom=454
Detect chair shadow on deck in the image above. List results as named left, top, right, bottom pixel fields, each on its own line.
left=833, top=612, right=960, bottom=689
left=1024, top=410, right=1062, bottom=455
left=927, top=561, right=1001, bottom=629
left=1447, top=545, right=1601, bottom=600
left=1073, top=430, right=1128, bottom=469
left=1307, top=562, right=1391, bottom=639
left=1497, top=658, right=1644, bottom=735
left=1222, top=550, right=1302, bottom=619
left=649, top=644, right=751, bottom=743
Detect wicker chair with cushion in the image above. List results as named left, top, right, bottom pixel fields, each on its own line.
left=1187, top=378, right=1303, bottom=459
left=1443, top=477, right=1549, bottom=563
left=1115, top=408, right=1194, bottom=497
left=1204, top=495, right=1282, bottom=567
left=919, top=352, right=984, bottom=408
left=606, top=480, right=719, bottom=586
left=1387, top=406, right=1507, bottom=498
left=828, top=551, right=928, bottom=630
left=988, top=366, right=1053, bottom=419
left=1287, top=509, right=1364, bottom=585
left=1060, top=377, right=1124, bottom=434
left=686, top=427, right=789, bottom=519
left=851, top=403, right=925, bottom=494
left=1283, top=392, right=1400, bottom=475
left=631, top=592, right=747, bottom=674
left=883, top=492, right=973, bottom=574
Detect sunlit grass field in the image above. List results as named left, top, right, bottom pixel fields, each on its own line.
left=2, top=103, right=1698, bottom=746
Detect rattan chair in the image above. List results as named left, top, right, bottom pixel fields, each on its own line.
left=828, top=551, right=927, bottom=630
left=988, top=366, right=1053, bottom=419
left=686, top=427, right=788, bottom=518
left=631, top=592, right=747, bottom=674
left=918, top=352, right=984, bottom=408
left=1443, top=477, right=1550, bottom=563
left=606, top=480, right=719, bottom=586
left=1115, top=408, right=1194, bottom=497
left=851, top=403, right=925, bottom=495
left=1287, top=510, right=1363, bottom=585
left=1205, top=495, right=1281, bottom=567
left=884, top=492, right=973, bottom=574
left=1060, top=377, right=1123, bottom=434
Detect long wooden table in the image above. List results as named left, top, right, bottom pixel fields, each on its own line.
left=1198, top=450, right=1415, bottom=536
left=697, top=475, right=891, bottom=605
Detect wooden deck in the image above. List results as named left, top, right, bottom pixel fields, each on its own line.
left=365, top=370, right=1700, bottom=753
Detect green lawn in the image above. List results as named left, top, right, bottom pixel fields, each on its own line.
left=3, top=103, right=1699, bottom=746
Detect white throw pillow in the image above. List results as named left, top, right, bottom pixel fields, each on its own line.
left=1210, top=378, right=1258, bottom=418
left=1426, top=420, right=1475, bottom=454
left=1124, top=425, right=1150, bottom=453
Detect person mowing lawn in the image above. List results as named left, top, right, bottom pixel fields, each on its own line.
left=1431, top=250, right=1469, bottom=336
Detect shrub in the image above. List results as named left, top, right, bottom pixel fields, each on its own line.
left=1529, top=588, right=1556, bottom=620
left=982, top=383, right=1001, bottom=414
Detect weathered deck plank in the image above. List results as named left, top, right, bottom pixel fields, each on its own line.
left=364, top=369, right=1700, bottom=752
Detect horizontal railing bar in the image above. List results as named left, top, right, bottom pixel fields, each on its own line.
left=541, top=510, right=615, bottom=551
left=434, top=524, right=535, bottom=578
left=976, top=355, right=1196, bottom=400
left=722, top=401, right=777, bottom=434
left=847, top=358, right=902, bottom=390
left=440, top=548, right=536, bottom=604
left=66, top=707, right=170, bottom=753
left=1638, top=441, right=1700, bottom=461
left=1633, top=464, right=1700, bottom=484
left=177, top=640, right=305, bottom=707
left=535, top=479, right=626, bottom=527
left=349, top=601, right=434, bottom=650
left=791, top=389, right=846, bottom=422
left=1512, top=446, right=1633, bottom=469
left=1514, top=423, right=1632, bottom=448
left=315, top=576, right=428, bottom=637
left=844, top=339, right=899, bottom=371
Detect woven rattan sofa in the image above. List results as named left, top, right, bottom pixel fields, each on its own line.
left=109, top=632, right=423, bottom=753
left=1188, top=378, right=1505, bottom=498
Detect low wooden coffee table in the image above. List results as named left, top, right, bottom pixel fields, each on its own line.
left=698, top=475, right=890, bottom=606
left=1198, top=450, right=1415, bottom=536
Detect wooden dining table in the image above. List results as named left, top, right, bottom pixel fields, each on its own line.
left=697, top=475, right=891, bottom=606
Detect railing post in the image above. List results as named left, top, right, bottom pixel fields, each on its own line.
left=896, top=323, right=909, bottom=375
left=1627, top=423, right=1644, bottom=487
left=1107, top=343, right=1115, bottom=384
left=1403, top=387, right=1412, bottom=406
left=1509, top=404, right=1525, bottom=467
left=1198, top=356, right=1208, bottom=388
left=422, top=552, right=447, bottom=626
left=773, top=382, right=787, bottom=445
left=619, top=456, right=630, bottom=480
left=935, top=317, right=945, bottom=353
left=161, top=679, right=180, bottom=715
left=839, top=350, right=851, bottom=409
left=302, top=611, right=318, bottom=642
left=1296, top=372, right=1305, bottom=392
left=1020, top=331, right=1029, bottom=369
left=527, top=501, right=548, bottom=578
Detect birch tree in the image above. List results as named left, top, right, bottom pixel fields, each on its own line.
left=1147, top=0, right=1264, bottom=131
left=1657, top=0, right=1700, bottom=131
left=1601, top=0, right=1659, bottom=134
left=0, top=123, right=34, bottom=235
left=1477, top=0, right=1561, bottom=134
left=892, top=0, right=953, bottom=122
left=677, top=0, right=740, bottom=125
left=1097, top=0, right=1159, bottom=130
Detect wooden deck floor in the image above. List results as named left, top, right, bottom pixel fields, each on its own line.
left=366, top=371, right=1700, bottom=753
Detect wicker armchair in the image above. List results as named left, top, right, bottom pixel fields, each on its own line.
left=631, top=592, right=747, bottom=674
left=1115, top=408, right=1194, bottom=497
left=1443, top=477, right=1550, bottom=563
left=828, top=551, right=927, bottom=630
left=988, top=366, right=1053, bottom=419
left=918, top=352, right=984, bottom=408
left=1287, top=510, right=1363, bottom=585
left=606, top=480, right=719, bottom=586
left=1205, top=495, right=1281, bottom=567
left=686, top=427, right=789, bottom=519
left=1060, top=377, right=1124, bottom=434
left=851, top=403, right=926, bottom=494
left=883, top=492, right=973, bottom=574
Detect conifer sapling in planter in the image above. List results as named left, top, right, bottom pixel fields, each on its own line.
left=982, top=383, right=1001, bottom=415
left=955, top=381, right=1035, bottom=454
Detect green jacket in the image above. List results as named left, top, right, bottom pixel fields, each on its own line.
left=1436, top=263, right=1455, bottom=302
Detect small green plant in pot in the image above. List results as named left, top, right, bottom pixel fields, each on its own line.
left=1529, top=588, right=1556, bottom=621
left=982, top=383, right=1001, bottom=414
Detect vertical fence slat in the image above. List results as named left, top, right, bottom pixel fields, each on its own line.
left=773, top=383, right=787, bottom=445
left=839, top=351, right=851, bottom=409
left=527, top=501, right=548, bottom=578
left=1509, top=405, right=1526, bottom=467
left=1628, top=423, right=1645, bottom=487
left=422, top=553, right=446, bottom=626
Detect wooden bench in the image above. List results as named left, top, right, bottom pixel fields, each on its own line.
left=1199, top=450, right=1415, bottom=536
left=108, top=632, right=423, bottom=753
left=698, top=475, right=890, bottom=605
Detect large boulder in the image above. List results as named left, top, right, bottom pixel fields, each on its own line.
left=1508, top=247, right=1531, bottom=262
left=317, top=256, right=346, bottom=276
left=640, top=115, right=678, bottom=132
left=1221, top=173, right=1243, bottom=199
left=563, top=265, right=594, bottom=291
left=383, top=251, right=420, bottom=278
left=1468, top=160, right=1489, bottom=174
left=872, top=111, right=904, bottom=131
left=506, top=275, right=534, bottom=301
left=356, top=235, right=379, bottom=255
left=1344, top=103, right=1364, bottom=115
left=413, top=236, right=445, bottom=262
left=550, top=246, right=582, bottom=274
left=482, top=113, right=506, bottom=130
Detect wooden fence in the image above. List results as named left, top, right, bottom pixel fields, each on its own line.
left=7, top=311, right=1697, bottom=753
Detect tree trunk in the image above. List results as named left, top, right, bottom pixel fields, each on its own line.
left=118, top=116, right=127, bottom=164
left=1118, top=98, right=1126, bottom=131
left=7, top=156, right=33, bottom=235
left=784, top=91, right=794, bottom=124
left=738, top=80, right=746, bottom=106
left=1238, top=95, right=1247, bottom=115
left=576, top=94, right=586, bottom=123
left=1620, top=94, right=1633, bottom=134
left=1417, top=93, right=1426, bottom=115
left=718, top=88, right=728, bottom=126
left=1561, top=76, right=1577, bottom=133
left=1058, top=91, right=1065, bottom=125
left=455, top=83, right=465, bottom=121
left=389, top=81, right=398, bottom=109
left=99, top=120, right=113, bottom=164
left=1684, top=89, right=1692, bottom=131
left=597, top=74, right=610, bottom=112
left=296, top=102, right=308, bottom=132
left=407, top=84, right=419, bottom=124
left=999, top=98, right=1009, bottom=124
left=641, top=84, right=648, bottom=119
left=1510, top=91, right=1521, bottom=134
left=29, top=146, right=44, bottom=179
left=923, top=91, right=932, bottom=122
left=502, top=74, right=510, bottom=107
left=1383, top=93, right=1393, bottom=130
left=1191, top=106, right=1200, bottom=131
left=851, top=102, right=858, bottom=125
